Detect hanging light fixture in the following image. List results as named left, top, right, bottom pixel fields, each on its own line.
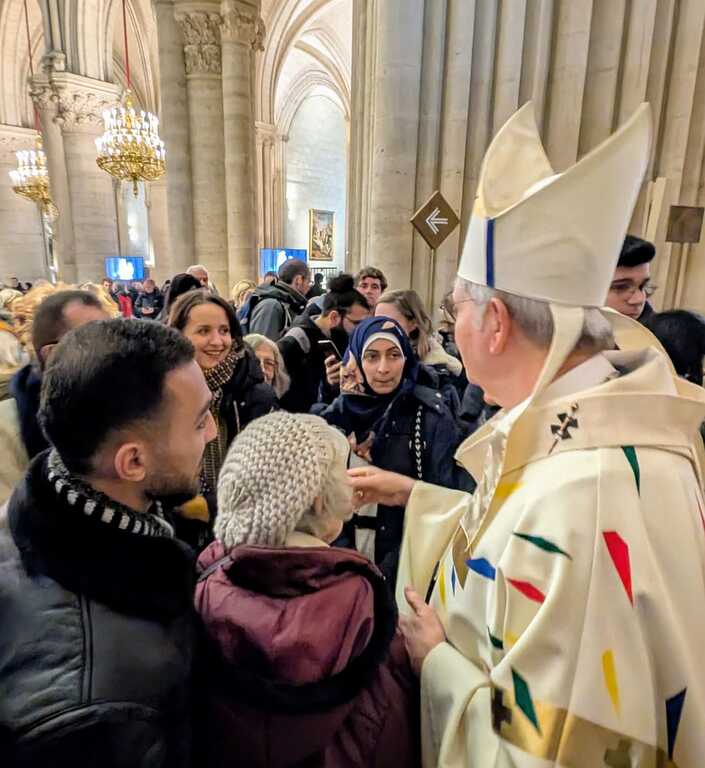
left=9, top=0, right=57, bottom=219
left=95, top=0, right=165, bottom=196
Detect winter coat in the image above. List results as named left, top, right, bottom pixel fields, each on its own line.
left=215, top=347, right=277, bottom=445
left=195, top=534, right=420, bottom=768
left=134, top=289, right=164, bottom=319
left=0, top=365, right=43, bottom=505
left=116, top=292, right=133, bottom=318
left=245, top=281, right=308, bottom=340
left=319, top=366, right=475, bottom=584
left=0, top=452, right=200, bottom=768
left=277, top=315, right=337, bottom=413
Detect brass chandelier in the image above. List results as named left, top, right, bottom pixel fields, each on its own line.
left=95, top=0, right=165, bottom=195
left=9, top=0, right=57, bottom=219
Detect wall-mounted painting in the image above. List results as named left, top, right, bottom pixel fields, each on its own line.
left=309, top=209, right=335, bottom=261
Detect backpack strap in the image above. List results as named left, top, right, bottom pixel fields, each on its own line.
left=283, top=325, right=311, bottom=354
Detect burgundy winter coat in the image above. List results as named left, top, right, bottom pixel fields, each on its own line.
left=195, top=537, right=420, bottom=768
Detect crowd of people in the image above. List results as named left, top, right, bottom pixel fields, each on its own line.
left=2, top=106, right=705, bottom=768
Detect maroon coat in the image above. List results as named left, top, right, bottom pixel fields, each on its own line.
left=195, top=540, right=419, bottom=768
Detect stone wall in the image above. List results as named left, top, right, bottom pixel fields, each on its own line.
left=285, top=94, right=347, bottom=272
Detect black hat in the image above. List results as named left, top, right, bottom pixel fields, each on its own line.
left=618, top=235, right=655, bottom=268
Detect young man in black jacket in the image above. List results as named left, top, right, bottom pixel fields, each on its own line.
left=278, top=274, right=370, bottom=413
left=0, top=319, right=217, bottom=767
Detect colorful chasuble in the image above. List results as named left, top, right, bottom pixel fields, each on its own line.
left=397, top=349, right=705, bottom=767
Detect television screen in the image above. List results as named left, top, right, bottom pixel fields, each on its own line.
left=105, top=256, right=145, bottom=281
left=259, top=248, right=307, bottom=276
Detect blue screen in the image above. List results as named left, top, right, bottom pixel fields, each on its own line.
left=105, top=257, right=145, bottom=281
left=259, top=248, right=307, bottom=275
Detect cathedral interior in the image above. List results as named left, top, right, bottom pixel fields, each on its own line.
left=1, top=0, right=705, bottom=313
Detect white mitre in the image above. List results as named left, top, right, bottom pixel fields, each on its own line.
left=459, top=101, right=652, bottom=307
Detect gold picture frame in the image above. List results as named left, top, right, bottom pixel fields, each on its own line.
left=309, top=209, right=335, bottom=261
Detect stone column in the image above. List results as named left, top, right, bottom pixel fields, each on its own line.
left=31, top=74, right=77, bottom=282
left=176, top=7, right=228, bottom=292
left=30, top=72, right=120, bottom=283
left=220, top=0, right=264, bottom=284
left=147, top=177, right=171, bottom=282
left=359, top=0, right=425, bottom=290
left=154, top=0, right=194, bottom=275
left=0, top=125, right=47, bottom=281
left=52, top=74, right=121, bottom=282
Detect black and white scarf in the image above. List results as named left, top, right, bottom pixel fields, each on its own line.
left=46, top=450, right=175, bottom=538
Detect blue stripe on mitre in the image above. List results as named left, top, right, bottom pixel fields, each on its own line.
left=486, top=218, right=495, bottom=288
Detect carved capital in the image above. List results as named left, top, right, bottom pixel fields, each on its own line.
left=176, top=12, right=222, bottom=74
left=30, top=73, right=120, bottom=130
left=220, top=1, right=265, bottom=51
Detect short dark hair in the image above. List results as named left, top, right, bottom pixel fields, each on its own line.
left=356, top=266, right=388, bottom=291
left=168, top=290, right=243, bottom=347
left=618, top=235, right=655, bottom=268
left=31, top=290, right=103, bottom=353
left=39, top=319, right=195, bottom=475
left=278, top=259, right=309, bottom=284
left=644, top=310, right=705, bottom=385
left=322, top=273, right=370, bottom=316
left=314, top=273, right=324, bottom=283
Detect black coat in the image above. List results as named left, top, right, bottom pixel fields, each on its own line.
left=134, top=289, right=164, bottom=319
left=319, top=367, right=475, bottom=585
left=217, top=347, right=276, bottom=441
left=0, top=453, right=200, bottom=768
left=245, top=281, right=308, bottom=340
left=277, top=315, right=337, bottom=413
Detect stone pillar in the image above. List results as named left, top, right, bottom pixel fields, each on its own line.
left=31, top=75, right=76, bottom=282
left=30, top=72, right=120, bottom=283
left=0, top=125, right=47, bottom=281
left=256, top=121, right=282, bottom=252
left=147, top=177, right=171, bottom=282
left=154, top=0, right=194, bottom=274
left=176, top=6, right=228, bottom=292
left=359, top=0, right=425, bottom=290
left=220, top=0, right=264, bottom=284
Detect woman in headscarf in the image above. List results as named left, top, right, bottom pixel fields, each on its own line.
left=168, top=291, right=276, bottom=529
left=318, top=316, right=474, bottom=585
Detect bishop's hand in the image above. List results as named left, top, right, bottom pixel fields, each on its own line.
left=347, top=466, right=415, bottom=508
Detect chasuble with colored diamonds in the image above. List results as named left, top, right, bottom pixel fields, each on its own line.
left=397, top=348, right=705, bottom=767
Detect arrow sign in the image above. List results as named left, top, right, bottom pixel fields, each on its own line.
left=426, top=207, right=448, bottom=235
left=411, top=191, right=460, bottom=249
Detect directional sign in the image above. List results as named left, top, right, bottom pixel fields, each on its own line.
left=411, top=190, right=460, bottom=250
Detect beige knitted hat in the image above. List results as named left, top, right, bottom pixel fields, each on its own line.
left=214, top=411, right=349, bottom=549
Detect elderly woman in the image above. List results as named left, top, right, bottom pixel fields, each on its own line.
left=244, top=333, right=291, bottom=400
left=319, top=316, right=474, bottom=585
left=195, top=411, right=418, bottom=768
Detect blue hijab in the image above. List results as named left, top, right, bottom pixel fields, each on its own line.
left=334, top=316, right=420, bottom=436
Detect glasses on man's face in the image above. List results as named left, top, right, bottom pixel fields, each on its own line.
left=608, top=279, right=657, bottom=298
left=444, top=298, right=473, bottom=322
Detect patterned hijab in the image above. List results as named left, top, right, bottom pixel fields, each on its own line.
left=336, top=316, right=420, bottom=436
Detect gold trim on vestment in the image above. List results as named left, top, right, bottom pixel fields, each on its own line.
left=492, top=686, right=677, bottom=767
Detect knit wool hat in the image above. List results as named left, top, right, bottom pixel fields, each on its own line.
left=214, top=411, right=348, bottom=549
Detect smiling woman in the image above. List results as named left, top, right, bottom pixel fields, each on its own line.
left=168, top=291, right=276, bottom=521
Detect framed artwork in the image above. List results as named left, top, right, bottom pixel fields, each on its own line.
left=309, top=209, right=335, bottom=261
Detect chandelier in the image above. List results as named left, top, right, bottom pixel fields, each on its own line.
left=9, top=137, right=57, bottom=218
left=9, top=0, right=58, bottom=219
left=95, top=0, right=165, bottom=196
left=95, top=90, right=166, bottom=196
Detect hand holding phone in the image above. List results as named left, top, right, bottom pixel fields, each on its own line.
left=317, top=339, right=342, bottom=361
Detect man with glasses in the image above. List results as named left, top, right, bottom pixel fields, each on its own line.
left=606, top=235, right=656, bottom=322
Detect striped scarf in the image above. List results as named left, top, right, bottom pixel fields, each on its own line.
left=46, top=450, right=175, bottom=538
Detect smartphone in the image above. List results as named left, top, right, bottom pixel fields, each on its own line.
left=318, top=339, right=342, bottom=361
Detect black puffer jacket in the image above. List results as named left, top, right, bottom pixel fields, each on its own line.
left=0, top=453, right=200, bottom=768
